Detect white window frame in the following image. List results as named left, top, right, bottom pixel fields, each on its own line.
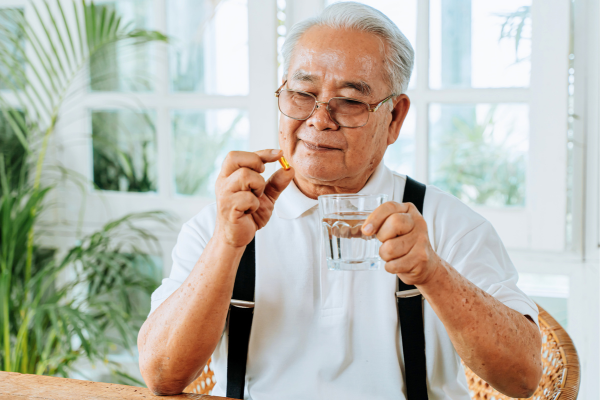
left=2, top=0, right=596, bottom=394
left=290, top=0, right=569, bottom=251
left=17, top=0, right=281, bottom=271
left=286, top=0, right=596, bottom=396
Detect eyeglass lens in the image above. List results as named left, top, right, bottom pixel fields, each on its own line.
left=278, top=90, right=369, bottom=128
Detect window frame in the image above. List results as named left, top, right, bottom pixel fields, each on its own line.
left=16, top=0, right=281, bottom=272
left=299, top=0, right=569, bottom=251
left=1, top=0, right=596, bottom=395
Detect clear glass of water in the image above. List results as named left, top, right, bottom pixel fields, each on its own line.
left=318, top=193, right=388, bottom=271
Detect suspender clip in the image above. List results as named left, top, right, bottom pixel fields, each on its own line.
left=230, top=299, right=255, bottom=308
left=396, top=288, right=421, bottom=299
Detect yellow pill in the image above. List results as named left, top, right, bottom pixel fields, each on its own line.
left=279, top=156, right=291, bottom=170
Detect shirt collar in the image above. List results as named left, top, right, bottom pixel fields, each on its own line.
left=274, top=162, right=395, bottom=220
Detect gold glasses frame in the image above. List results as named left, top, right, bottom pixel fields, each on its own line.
left=274, top=80, right=396, bottom=128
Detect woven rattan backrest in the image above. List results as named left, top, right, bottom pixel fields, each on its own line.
left=185, top=357, right=217, bottom=395
left=184, top=304, right=580, bottom=398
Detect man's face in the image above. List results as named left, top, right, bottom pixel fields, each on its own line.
left=279, top=25, right=410, bottom=191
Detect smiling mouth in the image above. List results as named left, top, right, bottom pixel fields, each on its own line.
left=301, top=140, right=340, bottom=152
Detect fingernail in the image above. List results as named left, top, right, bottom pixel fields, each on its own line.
left=363, top=223, right=374, bottom=235
left=271, top=149, right=282, bottom=156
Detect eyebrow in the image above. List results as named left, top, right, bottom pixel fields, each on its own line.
left=290, top=70, right=372, bottom=97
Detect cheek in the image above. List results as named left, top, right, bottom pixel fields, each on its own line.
left=278, top=117, right=302, bottom=148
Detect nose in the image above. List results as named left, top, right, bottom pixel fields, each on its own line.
left=306, top=102, right=339, bottom=131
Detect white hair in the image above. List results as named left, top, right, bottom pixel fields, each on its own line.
left=282, top=1, right=415, bottom=95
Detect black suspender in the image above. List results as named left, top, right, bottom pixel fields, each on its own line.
left=226, top=237, right=256, bottom=399
left=397, top=176, right=429, bottom=399
left=226, top=177, right=428, bottom=399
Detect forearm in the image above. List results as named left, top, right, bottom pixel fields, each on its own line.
left=417, top=260, right=542, bottom=397
left=138, top=236, right=244, bottom=395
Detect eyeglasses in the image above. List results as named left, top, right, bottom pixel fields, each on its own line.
left=275, top=80, right=395, bottom=128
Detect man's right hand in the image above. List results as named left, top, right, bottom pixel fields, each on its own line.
left=215, top=149, right=295, bottom=248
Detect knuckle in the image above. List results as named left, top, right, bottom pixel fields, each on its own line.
left=390, top=213, right=403, bottom=226
left=379, top=242, right=392, bottom=261
left=224, top=151, right=237, bottom=164
left=384, top=201, right=398, bottom=214
left=242, top=190, right=254, bottom=200
left=384, top=260, right=400, bottom=274
left=239, top=167, right=251, bottom=179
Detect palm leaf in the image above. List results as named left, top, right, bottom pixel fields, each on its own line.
left=0, top=0, right=170, bottom=380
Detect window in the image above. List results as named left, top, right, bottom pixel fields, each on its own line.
left=3, top=0, right=594, bottom=393
left=325, top=0, right=568, bottom=251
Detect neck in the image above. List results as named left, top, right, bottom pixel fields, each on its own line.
left=293, top=168, right=377, bottom=200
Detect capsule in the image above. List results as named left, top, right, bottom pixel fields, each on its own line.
left=279, top=156, right=291, bottom=171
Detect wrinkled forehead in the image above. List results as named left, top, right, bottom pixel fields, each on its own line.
left=287, top=26, right=389, bottom=97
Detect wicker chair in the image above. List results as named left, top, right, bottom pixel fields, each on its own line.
left=184, top=304, right=580, bottom=399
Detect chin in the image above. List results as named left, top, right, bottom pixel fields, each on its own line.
left=294, top=159, right=346, bottom=183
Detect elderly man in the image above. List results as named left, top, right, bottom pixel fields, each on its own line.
left=138, top=3, right=542, bottom=399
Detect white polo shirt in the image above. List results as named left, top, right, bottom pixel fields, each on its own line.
left=149, top=162, right=539, bottom=400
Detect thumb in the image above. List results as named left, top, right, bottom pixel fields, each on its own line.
left=264, top=166, right=295, bottom=202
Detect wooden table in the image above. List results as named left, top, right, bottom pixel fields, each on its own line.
left=0, top=372, right=234, bottom=400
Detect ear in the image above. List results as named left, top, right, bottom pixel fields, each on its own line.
left=387, top=94, right=411, bottom=146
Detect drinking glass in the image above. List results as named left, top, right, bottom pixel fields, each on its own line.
left=318, top=193, right=388, bottom=271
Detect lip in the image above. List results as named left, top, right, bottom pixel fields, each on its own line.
left=301, top=140, right=341, bottom=152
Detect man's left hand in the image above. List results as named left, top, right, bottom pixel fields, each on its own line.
left=362, top=202, right=441, bottom=286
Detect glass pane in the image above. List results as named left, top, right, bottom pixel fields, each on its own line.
left=0, top=8, right=25, bottom=90
left=384, top=106, right=416, bottom=176
left=90, top=0, right=154, bottom=92
left=92, top=110, right=157, bottom=192
left=172, top=109, right=249, bottom=197
left=325, top=0, right=417, bottom=90
left=429, top=103, right=528, bottom=207
left=430, top=0, right=531, bottom=89
left=167, top=0, right=249, bottom=95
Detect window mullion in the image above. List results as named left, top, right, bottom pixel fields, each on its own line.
left=528, top=0, right=570, bottom=251
left=413, top=0, right=430, bottom=182
left=248, top=0, right=278, bottom=151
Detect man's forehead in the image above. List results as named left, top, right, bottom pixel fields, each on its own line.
left=290, top=69, right=373, bottom=97
left=288, top=26, right=388, bottom=95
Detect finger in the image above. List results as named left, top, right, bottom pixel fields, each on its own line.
left=379, top=235, right=414, bottom=262
left=385, top=248, right=432, bottom=284
left=254, top=148, right=283, bottom=163
left=225, top=167, right=266, bottom=198
left=384, top=257, right=407, bottom=275
left=362, top=201, right=409, bottom=236
left=230, top=191, right=261, bottom=219
left=263, top=165, right=295, bottom=202
left=221, top=149, right=282, bottom=177
left=375, top=212, right=415, bottom=242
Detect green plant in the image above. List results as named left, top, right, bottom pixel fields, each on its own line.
left=0, top=0, right=169, bottom=383
left=173, top=111, right=244, bottom=196
left=92, top=111, right=157, bottom=193
left=497, top=5, right=532, bottom=63
left=431, top=107, right=527, bottom=207
left=0, top=171, right=168, bottom=378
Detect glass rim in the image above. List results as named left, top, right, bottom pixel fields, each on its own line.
left=317, top=193, right=388, bottom=200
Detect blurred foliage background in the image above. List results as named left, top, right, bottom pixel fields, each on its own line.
left=0, top=1, right=169, bottom=384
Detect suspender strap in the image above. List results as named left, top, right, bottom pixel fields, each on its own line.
left=226, top=177, right=428, bottom=399
left=398, top=176, right=428, bottom=399
left=227, top=237, right=256, bottom=399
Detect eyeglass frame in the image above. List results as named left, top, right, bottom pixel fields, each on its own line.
left=274, top=80, right=396, bottom=128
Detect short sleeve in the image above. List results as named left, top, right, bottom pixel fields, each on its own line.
left=149, top=203, right=217, bottom=315
left=443, top=221, right=540, bottom=328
